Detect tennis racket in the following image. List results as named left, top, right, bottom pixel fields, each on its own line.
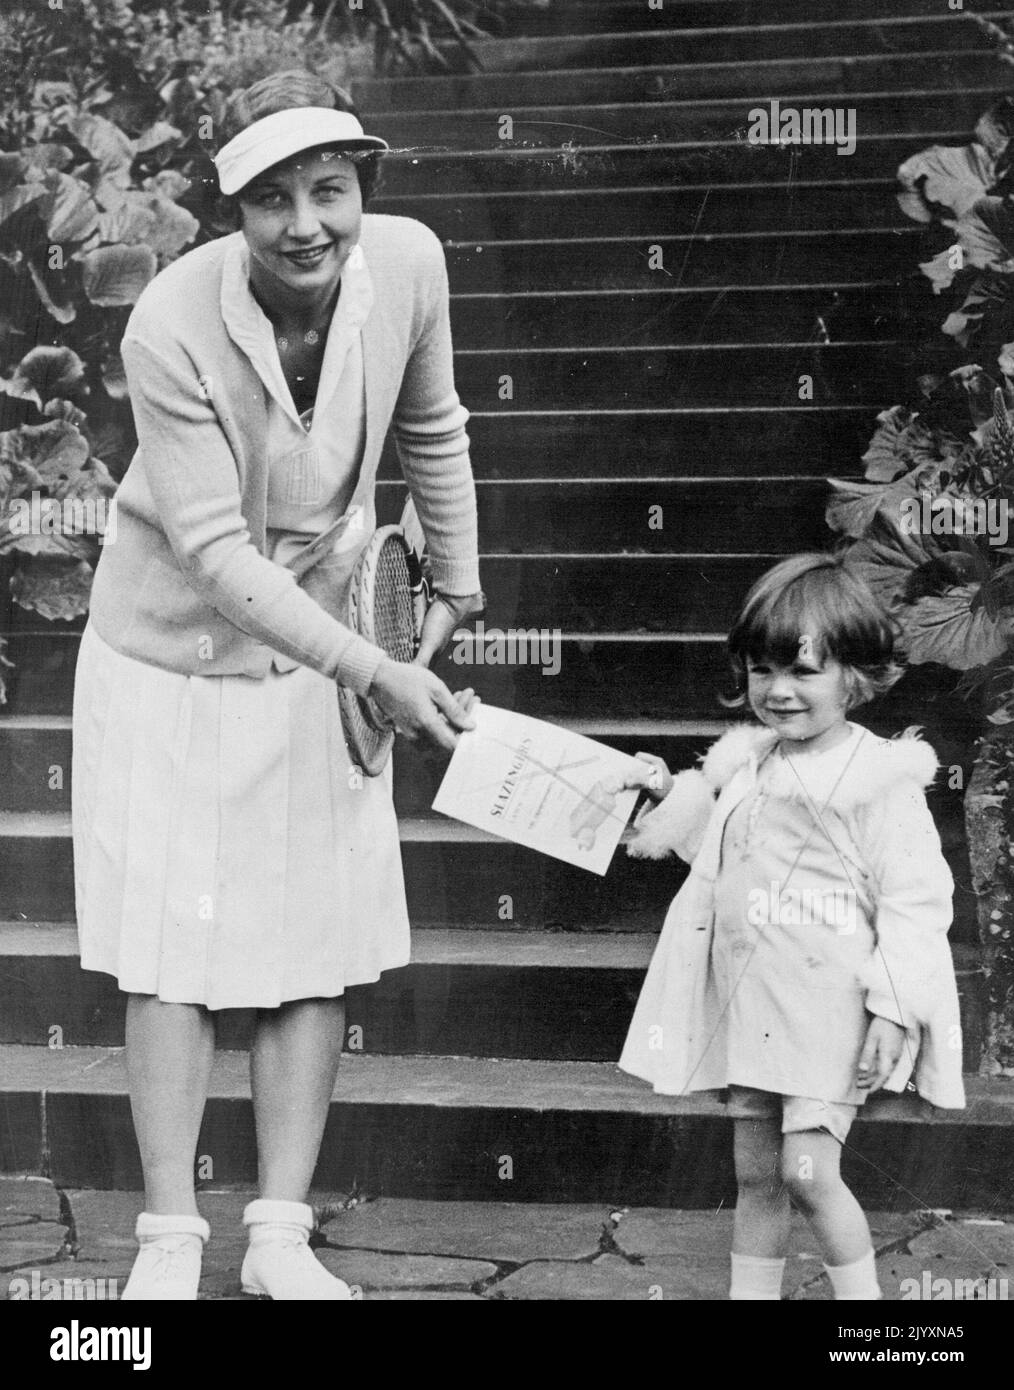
left=338, top=503, right=428, bottom=776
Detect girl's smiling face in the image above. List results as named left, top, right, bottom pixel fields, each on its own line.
left=747, top=647, right=852, bottom=752
left=238, top=147, right=362, bottom=310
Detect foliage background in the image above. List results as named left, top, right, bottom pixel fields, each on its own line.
left=0, top=0, right=527, bottom=675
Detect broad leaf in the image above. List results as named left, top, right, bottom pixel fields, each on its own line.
left=134, top=121, right=182, bottom=154
left=0, top=153, right=27, bottom=193
left=79, top=244, right=156, bottom=305
left=10, top=554, right=95, bottom=621
left=42, top=171, right=100, bottom=242
left=97, top=193, right=157, bottom=246
left=22, top=144, right=74, bottom=175
left=897, top=142, right=995, bottom=224
left=142, top=169, right=191, bottom=201
left=943, top=275, right=1012, bottom=347
left=861, top=406, right=914, bottom=482
left=898, top=585, right=1011, bottom=669
left=0, top=347, right=85, bottom=407
left=975, top=97, right=1014, bottom=165
left=67, top=113, right=134, bottom=187
left=26, top=260, right=76, bottom=324
left=825, top=472, right=922, bottom=540
left=100, top=352, right=128, bottom=400
left=0, top=182, right=46, bottom=228
left=840, top=521, right=938, bottom=608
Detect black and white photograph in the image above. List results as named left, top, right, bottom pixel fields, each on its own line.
left=0, top=0, right=1011, bottom=1346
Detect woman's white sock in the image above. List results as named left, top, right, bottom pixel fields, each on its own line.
left=825, top=1247, right=881, bottom=1300
left=729, top=1252, right=785, bottom=1300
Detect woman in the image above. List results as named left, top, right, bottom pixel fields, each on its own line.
left=71, top=71, right=483, bottom=1300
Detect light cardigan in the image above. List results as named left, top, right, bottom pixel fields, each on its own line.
left=618, top=722, right=966, bottom=1110
left=88, top=215, right=480, bottom=696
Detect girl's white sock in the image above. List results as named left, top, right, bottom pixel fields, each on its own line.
left=729, top=1252, right=785, bottom=1300
left=825, top=1247, right=881, bottom=1300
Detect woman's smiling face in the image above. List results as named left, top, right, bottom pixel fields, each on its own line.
left=238, top=146, right=362, bottom=308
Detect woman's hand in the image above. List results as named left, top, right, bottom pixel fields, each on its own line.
left=415, top=591, right=485, bottom=669
left=622, top=752, right=674, bottom=803
left=857, top=1015, right=908, bottom=1093
left=367, top=659, right=476, bottom=753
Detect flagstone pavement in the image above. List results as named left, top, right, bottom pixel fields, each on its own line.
left=1, top=1178, right=1011, bottom=1301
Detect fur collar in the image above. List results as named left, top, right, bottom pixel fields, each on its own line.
left=626, top=721, right=940, bottom=862
left=700, top=721, right=940, bottom=807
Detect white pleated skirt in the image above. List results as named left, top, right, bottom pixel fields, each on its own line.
left=71, top=622, right=410, bottom=1010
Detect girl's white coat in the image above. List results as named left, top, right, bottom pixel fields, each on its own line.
left=619, top=723, right=966, bottom=1109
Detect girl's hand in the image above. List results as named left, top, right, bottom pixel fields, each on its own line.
left=857, top=1015, right=908, bottom=1092
left=367, top=659, right=476, bottom=753
left=415, top=592, right=485, bottom=669
left=623, top=752, right=673, bottom=803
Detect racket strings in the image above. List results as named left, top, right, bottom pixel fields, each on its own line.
left=373, top=541, right=417, bottom=662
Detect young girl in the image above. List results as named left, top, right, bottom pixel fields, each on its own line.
left=619, top=552, right=965, bottom=1301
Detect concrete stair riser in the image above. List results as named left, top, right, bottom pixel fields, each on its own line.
left=443, top=231, right=924, bottom=293
left=456, top=17, right=1007, bottom=71
left=0, top=928, right=987, bottom=1069
left=3, top=1049, right=1011, bottom=1205
left=379, top=135, right=965, bottom=192
left=368, top=90, right=1001, bottom=147
left=356, top=52, right=1002, bottom=110
left=0, top=627, right=990, bottom=725
left=488, top=0, right=994, bottom=36
left=447, top=285, right=918, bottom=350
left=0, top=806, right=976, bottom=932
left=0, top=704, right=980, bottom=821
left=450, top=343, right=928, bottom=409
left=379, top=409, right=884, bottom=480
left=378, top=182, right=909, bottom=241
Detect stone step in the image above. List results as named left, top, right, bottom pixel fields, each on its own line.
left=0, top=712, right=726, bottom=817
left=369, top=88, right=999, bottom=148
left=357, top=50, right=999, bottom=110
left=447, top=284, right=920, bottom=350
left=492, top=0, right=985, bottom=36
left=0, top=622, right=986, bottom=730
left=0, top=924, right=987, bottom=1072
left=379, top=180, right=907, bottom=241
left=4, top=1044, right=1011, bottom=1204
left=388, top=476, right=835, bottom=551
left=0, top=736, right=977, bottom=924
left=0, top=703, right=979, bottom=828
left=451, top=341, right=927, bottom=408
left=443, top=229, right=924, bottom=292
left=455, top=15, right=1005, bottom=71
left=379, top=132, right=959, bottom=192
left=381, top=406, right=882, bottom=480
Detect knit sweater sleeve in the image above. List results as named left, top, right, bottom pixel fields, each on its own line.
left=119, top=332, right=386, bottom=695
left=856, top=780, right=956, bottom=1029
left=391, top=229, right=480, bottom=597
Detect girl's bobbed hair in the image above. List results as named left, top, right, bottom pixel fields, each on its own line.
left=725, top=551, right=904, bottom=712
left=216, top=70, right=384, bottom=224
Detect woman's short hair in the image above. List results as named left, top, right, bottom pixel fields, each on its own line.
left=725, top=551, right=904, bottom=711
left=216, top=69, right=383, bottom=223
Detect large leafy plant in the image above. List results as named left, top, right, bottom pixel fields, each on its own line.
left=829, top=101, right=1014, bottom=724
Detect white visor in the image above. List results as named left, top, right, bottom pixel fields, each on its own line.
left=214, top=107, right=389, bottom=196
